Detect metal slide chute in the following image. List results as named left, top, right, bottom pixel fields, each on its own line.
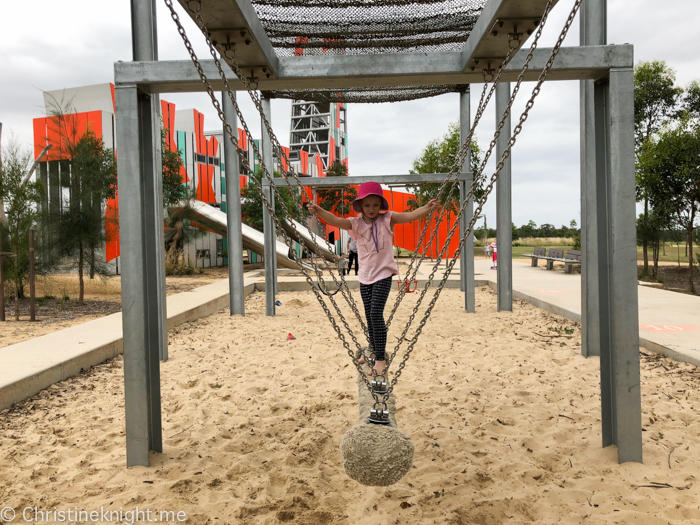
left=184, top=200, right=323, bottom=270
left=280, top=217, right=337, bottom=263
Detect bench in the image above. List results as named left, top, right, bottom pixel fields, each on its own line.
left=544, top=248, right=564, bottom=270
left=523, top=247, right=582, bottom=273
left=562, top=249, right=581, bottom=274
left=522, top=247, right=547, bottom=266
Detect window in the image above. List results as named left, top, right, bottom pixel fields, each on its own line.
left=196, top=249, right=210, bottom=259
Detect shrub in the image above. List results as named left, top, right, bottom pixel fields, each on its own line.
left=165, top=259, right=195, bottom=276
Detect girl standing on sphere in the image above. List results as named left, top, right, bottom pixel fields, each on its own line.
left=307, top=182, right=438, bottom=375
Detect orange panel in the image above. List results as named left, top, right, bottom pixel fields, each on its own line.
left=105, top=190, right=120, bottom=262
left=329, top=136, right=336, bottom=166
left=299, top=150, right=309, bottom=175
left=33, top=111, right=103, bottom=161
left=280, top=146, right=290, bottom=172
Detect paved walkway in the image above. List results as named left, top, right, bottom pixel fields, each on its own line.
left=1, top=257, right=698, bottom=411
left=469, top=257, right=700, bottom=366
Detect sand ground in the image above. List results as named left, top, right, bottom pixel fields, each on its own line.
left=1, top=287, right=700, bottom=524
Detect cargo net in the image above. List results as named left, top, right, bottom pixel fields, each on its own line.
left=251, top=0, right=485, bottom=103
left=262, top=85, right=467, bottom=104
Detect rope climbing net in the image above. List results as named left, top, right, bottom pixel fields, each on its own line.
left=252, top=0, right=485, bottom=102
left=164, top=0, right=583, bottom=422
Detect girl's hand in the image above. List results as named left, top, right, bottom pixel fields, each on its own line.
left=425, top=199, right=440, bottom=211
left=306, top=202, right=321, bottom=215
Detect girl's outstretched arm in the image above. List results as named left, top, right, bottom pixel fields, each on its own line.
left=306, top=203, right=353, bottom=230
left=391, top=199, right=440, bottom=226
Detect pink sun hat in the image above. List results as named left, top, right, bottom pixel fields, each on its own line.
left=352, top=181, right=389, bottom=213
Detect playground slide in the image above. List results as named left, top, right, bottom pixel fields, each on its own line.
left=186, top=200, right=305, bottom=270
left=281, top=218, right=337, bottom=263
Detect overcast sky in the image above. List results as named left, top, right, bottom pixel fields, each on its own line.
left=2, top=0, right=699, bottom=228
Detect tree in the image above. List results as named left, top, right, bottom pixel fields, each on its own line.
left=240, top=166, right=306, bottom=232
left=163, top=187, right=208, bottom=272
left=519, top=220, right=537, bottom=239
left=0, top=135, right=43, bottom=319
left=634, top=61, right=684, bottom=273
left=407, top=123, right=484, bottom=214
left=315, top=160, right=357, bottom=216
left=162, top=128, right=187, bottom=208
left=538, top=223, right=555, bottom=237
left=406, top=123, right=483, bottom=259
left=50, top=130, right=117, bottom=305
left=638, top=119, right=700, bottom=292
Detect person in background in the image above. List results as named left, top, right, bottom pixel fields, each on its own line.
left=347, top=237, right=359, bottom=276
left=338, top=253, right=348, bottom=276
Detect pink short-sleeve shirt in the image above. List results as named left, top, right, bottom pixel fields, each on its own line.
left=347, top=211, right=399, bottom=285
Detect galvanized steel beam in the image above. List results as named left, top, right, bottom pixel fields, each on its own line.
left=118, top=0, right=164, bottom=468
left=495, top=82, right=512, bottom=312
left=114, top=45, right=634, bottom=94
left=261, top=97, right=276, bottom=316
left=601, top=67, right=642, bottom=463
left=459, top=89, right=475, bottom=312
left=116, top=85, right=163, bottom=467
left=176, top=0, right=280, bottom=76
left=580, top=0, right=606, bottom=360
left=222, top=93, right=246, bottom=316
left=270, top=173, right=472, bottom=188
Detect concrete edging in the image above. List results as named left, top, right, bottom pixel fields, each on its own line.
left=0, top=282, right=256, bottom=412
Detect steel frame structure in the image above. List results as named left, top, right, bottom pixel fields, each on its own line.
left=115, top=0, right=641, bottom=467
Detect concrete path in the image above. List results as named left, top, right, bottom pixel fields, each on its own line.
left=0, top=279, right=254, bottom=412
left=469, top=257, right=700, bottom=366
left=1, top=256, right=699, bottom=412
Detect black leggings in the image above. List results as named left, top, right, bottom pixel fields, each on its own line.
left=348, top=252, right=359, bottom=275
left=359, top=276, right=393, bottom=361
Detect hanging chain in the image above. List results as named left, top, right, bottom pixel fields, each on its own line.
left=164, top=0, right=382, bottom=399
left=384, top=0, right=555, bottom=345
left=192, top=4, right=374, bottom=354
left=386, top=0, right=583, bottom=390
left=164, top=0, right=581, bottom=406
left=186, top=3, right=372, bottom=344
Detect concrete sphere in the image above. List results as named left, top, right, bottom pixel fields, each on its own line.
left=340, top=424, right=414, bottom=486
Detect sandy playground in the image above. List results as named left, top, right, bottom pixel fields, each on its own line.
left=1, top=286, right=700, bottom=524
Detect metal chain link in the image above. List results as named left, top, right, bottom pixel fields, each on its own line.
left=187, top=5, right=373, bottom=345
left=175, top=0, right=365, bottom=334
left=164, top=0, right=383, bottom=399
left=164, top=0, right=580, bottom=406
left=384, top=0, right=555, bottom=347
left=385, top=0, right=583, bottom=391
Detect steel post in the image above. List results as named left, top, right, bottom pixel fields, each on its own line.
left=495, top=82, right=512, bottom=312
left=459, top=89, right=475, bottom=312
left=222, top=93, right=245, bottom=316
left=580, top=0, right=606, bottom=358
left=261, top=97, right=276, bottom=316
left=601, top=67, right=642, bottom=463
left=115, top=84, right=163, bottom=467
left=117, top=0, right=163, bottom=467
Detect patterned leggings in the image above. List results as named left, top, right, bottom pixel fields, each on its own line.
left=359, top=276, right=393, bottom=361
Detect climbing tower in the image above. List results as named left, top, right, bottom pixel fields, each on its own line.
left=289, top=100, right=348, bottom=176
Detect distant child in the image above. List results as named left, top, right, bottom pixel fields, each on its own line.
left=347, top=237, right=359, bottom=275
left=338, top=254, right=348, bottom=276
left=307, top=182, right=438, bottom=376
